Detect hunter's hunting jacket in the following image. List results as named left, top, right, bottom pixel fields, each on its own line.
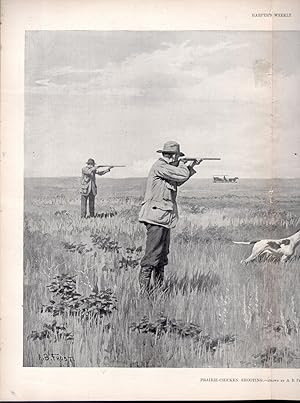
left=81, top=166, right=98, bottom=196
left=139, top=158, right=195, bottom=228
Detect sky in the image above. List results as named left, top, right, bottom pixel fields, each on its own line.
left=25, top=31, right=300, bottom=178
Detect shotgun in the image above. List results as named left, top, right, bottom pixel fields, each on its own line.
left=180, top=157, right=221, bottom=166
left=96, top=165, right=126, bottom=168
left=180, top=158, right=221, bottom=162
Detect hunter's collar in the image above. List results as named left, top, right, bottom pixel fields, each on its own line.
left=159, top=157, right=170, bottom=164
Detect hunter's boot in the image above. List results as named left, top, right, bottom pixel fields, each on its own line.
left=138, top=266, right=153, bottom=294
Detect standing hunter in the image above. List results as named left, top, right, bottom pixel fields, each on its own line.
left=138, top=141, right=202, bottom=293
left=80, top=158, right=113, bottom=218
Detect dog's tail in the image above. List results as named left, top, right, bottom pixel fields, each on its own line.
left=232, top=240, right=259, bottom=245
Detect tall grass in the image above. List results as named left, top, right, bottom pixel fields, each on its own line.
left=23, top=179, right=300, bottom=367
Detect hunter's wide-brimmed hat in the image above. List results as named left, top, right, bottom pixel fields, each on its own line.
left=86, top=158, right=96, bottom=165
left=157, top=141, right=185, bottom=157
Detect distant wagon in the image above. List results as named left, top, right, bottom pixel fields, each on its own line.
left=213, top=175, right=239, bottom=183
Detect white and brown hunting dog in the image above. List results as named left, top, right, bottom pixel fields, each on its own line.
left=232, top=229, right=300, bottom=264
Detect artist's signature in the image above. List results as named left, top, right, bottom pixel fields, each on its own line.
left=38, top=352, right=75, bottom=366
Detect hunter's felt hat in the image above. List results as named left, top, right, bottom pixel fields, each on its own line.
left=156, top=141, right=185, bottom=157
left=86, top=158, right=96, bottom=165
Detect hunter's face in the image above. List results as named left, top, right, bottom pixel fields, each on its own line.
left=87, top=163, right=94, bottom=168
left=170, top=153, right=179, bottom=163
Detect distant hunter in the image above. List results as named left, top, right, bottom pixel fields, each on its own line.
left=80, top=158, right=113, bottom=218
left=138, top=141, right=202, bottom=294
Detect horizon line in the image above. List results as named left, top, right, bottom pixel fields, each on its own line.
left=24, top=176, right=300, bottom=180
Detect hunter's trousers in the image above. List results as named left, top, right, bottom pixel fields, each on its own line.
left=139, top=223, right=171, bottom=293
left=81, top=193, right=95, bottom=218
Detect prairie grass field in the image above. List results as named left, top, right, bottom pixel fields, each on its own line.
left=24, top=177, right=300, bottom=367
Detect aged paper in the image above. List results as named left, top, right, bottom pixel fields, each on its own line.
left=1, top=0, right=300, bottom=400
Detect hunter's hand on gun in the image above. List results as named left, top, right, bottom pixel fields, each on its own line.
left=180, top=157, right=220, bottom=169
left=96, top=164, right=113, bottom=170
left=105, top=166, right=114, bottom=172
left=95, top=166, right=114, bottom=176
left=95, top=165, right=126, bottom=175
left=188, top=158, right=203, bottom=168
